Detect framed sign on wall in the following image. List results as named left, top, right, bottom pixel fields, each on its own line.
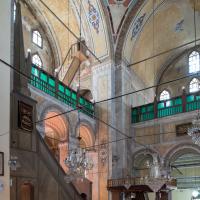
left=0, top=152, right=4, bottom=176
left=18, top=101, right=33, bottom=132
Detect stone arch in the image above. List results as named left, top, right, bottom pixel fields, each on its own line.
left=132, top=148, right=160, bottom=177
left=36, top=101, right=72, bottom=171
left=24, top=0, right=62, bottom=68
left=155, top=45, right=200, bottom=95
left=75, top=120, right=95, bottom=149
left=115, top=0, right=145, bottom=65
left=36, top=101, right=72, bottom=138
left=164, top=142, right=200, bottom=167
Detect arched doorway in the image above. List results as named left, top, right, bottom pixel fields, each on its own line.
left=20, top=183, right=34, bottom=200
left=44, top=111, right=68, bottom=171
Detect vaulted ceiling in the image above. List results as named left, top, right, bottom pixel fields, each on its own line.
left=24, top=0, right=200, bottom=90
left=122, top=0, right=200, bottom=87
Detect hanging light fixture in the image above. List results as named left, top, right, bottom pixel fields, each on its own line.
left=64, top=86, right=94, bottom=182
left=188, top=112, right=200, bottom=146
left=64, top=0, right=93, bottom=181
left=64, top=140, right=93, bottom=182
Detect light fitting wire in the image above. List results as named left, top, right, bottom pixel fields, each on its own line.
left=0, top=56, right=199, bottom=147
left=38, top=0, right=101, bottom=64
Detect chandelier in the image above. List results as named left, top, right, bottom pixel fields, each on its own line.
left=188, top=112, right=200, bottom=145
left=64, top=137, right=93, bottom=183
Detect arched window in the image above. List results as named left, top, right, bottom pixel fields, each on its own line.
left=32, top=30, right=42, bottom=47
left=189, top=78, right=200, bottom=93
left=32, top=54, right=42, bottom=68
left=189, top=51, right=200, bottom=73
left=160, top=90, right=170, bottom=101
left=13, top=3, right=16, bottom=22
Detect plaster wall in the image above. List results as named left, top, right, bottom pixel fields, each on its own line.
left=0, top=1, right=11, bottom=199
left=172, top=189, right=193, bottom=200
left=131, top=110, right=200, bottom=165
left=20, top=2, right=55, bottom=74
left=156, top=46, right=200, bottom=99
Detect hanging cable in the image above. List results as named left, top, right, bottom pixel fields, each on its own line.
left=128, top=38, right=200, bottom=68
left=1, top=58, right=199, bottom=143
left=95, top=69, right=200, bottom=104
left=38, top=0, right=101, bottom=64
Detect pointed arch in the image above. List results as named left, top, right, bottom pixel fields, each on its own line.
left=189, top=78, right=200, bottom=93
left=189, top=51, right=200, bottom=73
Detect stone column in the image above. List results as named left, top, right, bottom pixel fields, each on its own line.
left=110, top=61, right=133, bottom=179
left=92, top=60, right=113, bottom=200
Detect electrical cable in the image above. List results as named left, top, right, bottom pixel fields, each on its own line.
left=0, top=131, right=9, bottom=137
left=128, top=38, right=200, bottom=68
left=35, top=108, right=78, bottom=124
left=0, top=58, right=136, bottom=147
left=0, top=58, right=83, bottom=120
left=0, top=58, right=196, bottom=148
left=96, top=70, right=200, bottom=104
left=38, top=0, right=101, bottom=64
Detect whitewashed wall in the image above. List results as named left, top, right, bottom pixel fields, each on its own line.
left=0, top=0, right=11, bottom=199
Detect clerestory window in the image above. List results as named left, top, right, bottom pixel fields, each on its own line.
left=189, top=51, right=200, bottom=73
left=32, top=30, right=43, bottom=48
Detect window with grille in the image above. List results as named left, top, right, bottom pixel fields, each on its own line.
left=160, top=90, right=170, bottom=101
left=189, top=78, right=200, bottom=93
left=32, top=54, right=42, bottom=68
left=32, top=30, right=42, bottom=48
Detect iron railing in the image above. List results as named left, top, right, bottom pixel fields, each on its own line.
left=132, top=91, right=200, bottom=123
left=30, top=64, right=94, bottom=117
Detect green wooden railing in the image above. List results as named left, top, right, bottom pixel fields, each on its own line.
left=132, top=91, right=200, bottom=123
left=30, top=64, right=94, bottom=117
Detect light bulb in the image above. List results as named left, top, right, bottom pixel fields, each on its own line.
left=192, top=190, right=199, bottom=198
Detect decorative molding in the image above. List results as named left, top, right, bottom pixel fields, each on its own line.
left=88, top=0, right=100, bottom=34
left=131, top=13, right=145, bottom=40
left=175, top=19, right=184, bottom=32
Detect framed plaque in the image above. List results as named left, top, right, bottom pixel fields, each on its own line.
left=18, top=101, right=33, bottom=132
left=176, top=123, right=192, bottom=137
left=0, top=152, right=4, bottom=176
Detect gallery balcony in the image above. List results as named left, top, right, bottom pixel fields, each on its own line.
left=132, top=91, right=200, bottom=124
left=29, top=64, right=95, bottom=118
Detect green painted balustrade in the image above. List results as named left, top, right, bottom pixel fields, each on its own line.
left=30, top=64, right=94, bottom=117
left=132, top=92, right=200, bottom=123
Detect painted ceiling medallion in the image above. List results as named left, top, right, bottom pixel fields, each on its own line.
left=175, top=19, right=184, bottom=32
left=88, top=0, right=100, bottom=34
left=131, top=13, right=146, bottom=40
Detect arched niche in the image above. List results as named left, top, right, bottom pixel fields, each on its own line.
left=164, top=143, right=200, bottom=189
left=44, top=111, right=69, bottom=172
left=133, top=153, right=153, bottom=178
left=20, top=183, right=34, bottom=200
left=132, top=149, right=160, bottom=178
left=79, top=125, right=95, bottom=149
